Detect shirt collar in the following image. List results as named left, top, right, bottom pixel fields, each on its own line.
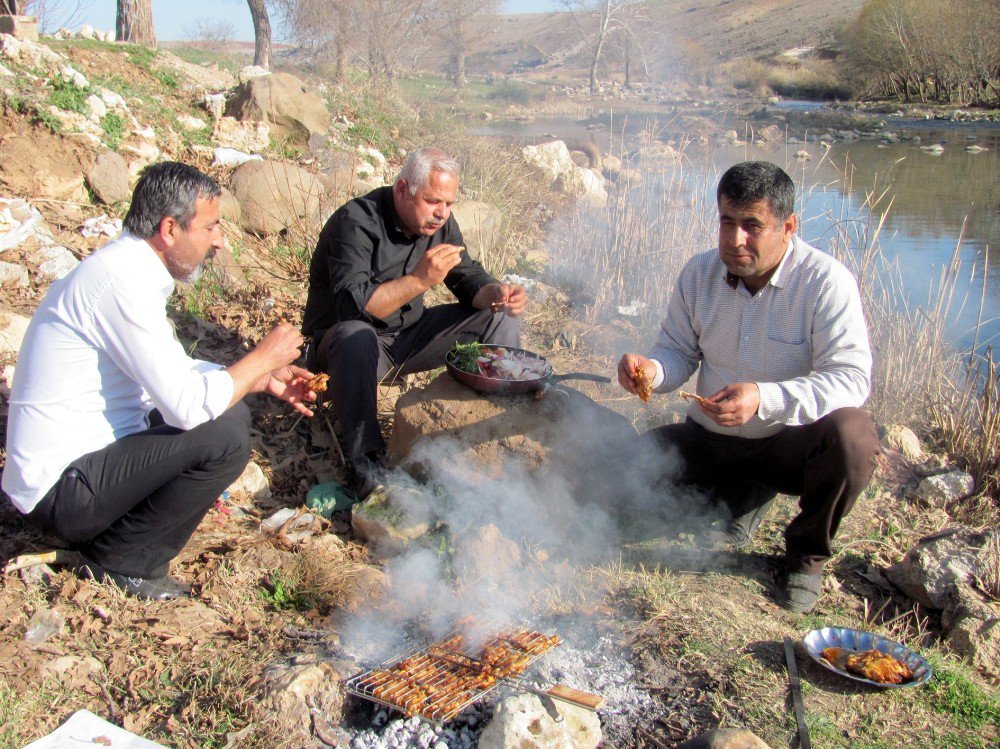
left=120, top=231, right=175, bottom=296
left=724, top=237, right=797, bottom=292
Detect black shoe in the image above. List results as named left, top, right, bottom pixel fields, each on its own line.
left=782, top=571, right=823, bottom=613
left=345, top=451, right=386, bottom=501
left=76, top=559, right=191, bottom=601
left=707, top=496, right=776, bottom=549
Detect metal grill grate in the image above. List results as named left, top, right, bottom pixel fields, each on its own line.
left=345, top=615, right=561, bottom=723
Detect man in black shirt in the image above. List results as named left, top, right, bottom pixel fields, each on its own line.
left=303, top=147, right=526, bottom=496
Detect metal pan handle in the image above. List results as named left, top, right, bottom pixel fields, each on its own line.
left=548, top=373, right=612, bottom=384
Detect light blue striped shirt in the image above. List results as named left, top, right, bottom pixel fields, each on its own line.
left=649, top=235, right=872, bottom=438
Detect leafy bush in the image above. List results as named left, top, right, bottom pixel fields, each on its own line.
left=100, top=112, right=126, bottom=149
left=47, top=75, right=91, bottom=115
left=486, top=80, right=538, bottom=106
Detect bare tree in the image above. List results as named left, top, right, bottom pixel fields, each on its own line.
left=15, top=1, right=94, bottom=32
left=561, top=0, right=644, bottom=93
left=440, top=0, right=500, bottom=89
left=247, top=0, right=272, bottom=70
left=116, top=0, right=155, bottom=46
left=0, top=1, right=18, bottom=15
left=184, top=16, right=235, bottom=51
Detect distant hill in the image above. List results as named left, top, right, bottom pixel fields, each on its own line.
left=466, top=0, right=865, bottom=79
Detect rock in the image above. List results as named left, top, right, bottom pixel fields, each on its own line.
left=913, top=470, right=973, bottom=508
left=554, top=167, right=607, bottom=207
left=315, top=149, right=358, bottom=194
left=212, top=148, right=262, bottom=167
left=880, top=424, right=923, bottom=461
left=451, top=200, right=502, bottom=264
left=58, top=64, right=89, bottom=89
left=0, top=261, right=28, bottom=288
left=389, top=374, right=637, bottom=498
left=944, top=585, right=1000, bottom=679
left=31, top=245, right=78, bottom=280
left=207, top=238, right=246, bottom=289
left=176, top=114, right=208, bottom=130
left=0, top=309, right=31, bottom=354
left=85, top=94, right=106, bottom=121
left=225, top=71, right=331, bottom=143
left=238, top=65, right=271, bottom=84
left=794, top=150, right=810, bottom=160
left=38, top=170, right=88, bottom=203
left=227, top=460, right=271, bottom=501
left=757, top=124, right=783, bottom=142
left=118, top=141, right=161, bottom=176
left=674, top=728, right=773, bottom=749
left=478, top=693, right=601, bottom=749
left=0, top=15, right=39, bottom=42
left=229, top=159, right=323, bottom=236
left=351, top=483, right=434, bottom=559
left=39, top=655, right=105, bottom=684
left=0, top=33, right=62, bottom=70
left=886, top=527, right=997, bottom=609
left=522, top=141, right=575, bottom=185
left=204, top=92, right=226, bottom=121
left=260, top=660, right=352, bottom=744
left=212, top=116, right=270, bottom=153
left=86, top=151, right=131, bottom=205
left=217, top=187, right=242, bottom=225
left=452, top=523, right=521, bottom=586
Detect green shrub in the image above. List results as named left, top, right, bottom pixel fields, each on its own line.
left=101, top=112, right=126, bottom=149
left=47, top=75, right=91, bottom=115
left=32, top=108, right=63, bottom=134
left=486, top=80, right=538, bottom=106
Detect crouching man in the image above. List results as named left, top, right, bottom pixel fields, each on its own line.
left=3, top=162, right=317, bottom=600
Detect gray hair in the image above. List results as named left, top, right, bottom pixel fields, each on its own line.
left=397, top=147, right=460, bottom=195
left=123, top=161, right=221, bottom=239
left=717, top=161, right=795, bottom=221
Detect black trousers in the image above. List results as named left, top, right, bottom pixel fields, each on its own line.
left=313, top=305, right=520, bottom=461
left=26, top=402, right=251, bottom=579
left=644, top=408, right=880, bottom=574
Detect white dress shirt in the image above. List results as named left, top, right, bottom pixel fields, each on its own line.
left=648, top=235, right=872, bottom=438
left=3, top=232, right=235, bottom=513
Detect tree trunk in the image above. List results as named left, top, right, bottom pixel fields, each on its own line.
left=1, top=1, right=19, bottom=16
left=247, top=0, right=271, bottom=70
left=334, top=7, right=348, bottom=84
left=116, top=0, right=156, bottom=46
left=623, top=36, right=632, bottom=89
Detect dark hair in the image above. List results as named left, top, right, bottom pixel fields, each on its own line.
left=122, top=161, right=221, bottom=238
left=717, top=161, right=795, bottom=221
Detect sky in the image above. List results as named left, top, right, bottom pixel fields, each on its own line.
left=66, top=1, right=562, bottom=42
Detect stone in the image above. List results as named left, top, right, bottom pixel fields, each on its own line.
left=207, top=238, right=246, bottom=289
left=555, top=167, right=608, bottom=207
left=674, top=728, right=773, bottom=749
left=913, top=470, right=973, bottom=508
left=886, top=527, right=997, bottom=609
left=0, top=309, right=31, bottom=354
left=212, top=116, right=270, bottom=153
left=86, top=151, right=131, bottom=205
left=944, top=585, right=1000, bottom=679
left=229, top=159, right=324, bottom=236
left=118, top=141, right=161, bottom=176
left=225, top=71, right=331, bottom=143
left=477, top=693, right=601, bottom=749
left=39, top=655, right=105, bottom=683
left=452, top=523, right=521, bottom=586
left=880, top=424, right=923, bottom=461
left=31, top=245, right=78, bottom=280
left=212, top=148, right=262, bottom=167
left=58, top=65, right=89, bottom=89
left=85, top=94, right=106, bottom=121
left=260, top=660, right=353, bottom=744
left=451, top=200, right=502, bottom=264
left=0, top=15, right=39, bottom=42
left=226, top=460, right=271, bottom=501
left=757, top=124, right=783, bottom=142
left=351, top=484, right=434, bottom=559
left=389, top=373, right=637, bottom=498
left=0, top=33, right=62, bottom=70
left=217, top=187, right=242, bottom=224
left=204, top=92, right=226, bottom=121
left=315, top=149, right=358, bottom=194
left=176, top=114, right=207, bottom=130
left=0, top=261, right=28, bottom=288
left=238, top=65, right=271, bottom=84
left=522, top=140, right=575, bottom=185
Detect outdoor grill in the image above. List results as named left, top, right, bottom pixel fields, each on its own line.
left=345, top=615, right=565, bottom=723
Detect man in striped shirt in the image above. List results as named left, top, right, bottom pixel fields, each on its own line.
left=618, top=161, right=880, bottom=614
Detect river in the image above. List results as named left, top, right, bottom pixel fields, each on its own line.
left=472, top=112, right=1000, bottom=351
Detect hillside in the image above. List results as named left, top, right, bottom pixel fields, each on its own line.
left=469, top=0, right=866, bottom=79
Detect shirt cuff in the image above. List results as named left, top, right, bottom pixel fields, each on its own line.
left=756, top=381, right=784, bottom=421
left=204, top=367, right=236, bottom=419
left=650, top=359, right=666, bottom=390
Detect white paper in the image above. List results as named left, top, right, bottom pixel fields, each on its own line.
left=22, top=709, right=166, bottom=749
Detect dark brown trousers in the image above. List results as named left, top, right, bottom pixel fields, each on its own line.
left=644, top=407, right=880, bottom=574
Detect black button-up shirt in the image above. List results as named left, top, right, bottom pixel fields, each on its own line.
left=302, top=186, right=496, bottom=337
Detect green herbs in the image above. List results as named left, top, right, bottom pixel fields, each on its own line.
left=448, top=342, right=484, bottom=374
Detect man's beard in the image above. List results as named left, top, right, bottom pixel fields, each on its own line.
left=165, top=257, right=206, bottom=284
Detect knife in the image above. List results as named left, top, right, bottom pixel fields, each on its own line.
left=784, top=636, right=811, bottom=749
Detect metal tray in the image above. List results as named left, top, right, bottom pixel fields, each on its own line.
left=803, top=627, right=932, bottom=689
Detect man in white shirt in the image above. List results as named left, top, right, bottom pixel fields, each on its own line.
left=618, top=161, right=880, bottom=614
left=3, top=162, right=317, bottom=600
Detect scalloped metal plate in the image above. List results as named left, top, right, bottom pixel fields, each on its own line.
left=803, top=627, right=932, bottom=689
